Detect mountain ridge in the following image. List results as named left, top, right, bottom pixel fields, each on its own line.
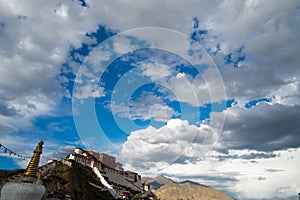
left=142, top=175, right=234, bottom=200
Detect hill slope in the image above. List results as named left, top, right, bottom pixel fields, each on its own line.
left=143, top=176, right=234, bottom=200
left=0, top=161, right=114, bottom=200
left=154, top=181, right=233, bottom=200
left=41, top=161, right=115, bottom=200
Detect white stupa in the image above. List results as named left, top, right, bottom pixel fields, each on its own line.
left=1, top=141, right=46, bottom=200
left=1, top=182, right=45, bottom=200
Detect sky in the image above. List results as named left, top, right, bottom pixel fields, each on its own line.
left=0, top=0, right=300, bottom=199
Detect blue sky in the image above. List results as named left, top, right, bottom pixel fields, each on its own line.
left=0, top=1, right=300, bottom=199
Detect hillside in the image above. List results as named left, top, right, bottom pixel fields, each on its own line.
left=143, top=175, right=234, bottom=200
left=0, top=169, right=25, bottom=183
left=41, top=161, right=115, bottom=200
left=0, top=161, right=114, bottom=200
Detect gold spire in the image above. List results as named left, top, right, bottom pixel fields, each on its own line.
left=24, top=140, right=44, bottom=177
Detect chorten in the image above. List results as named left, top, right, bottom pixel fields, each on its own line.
left=1, top=141, right=46, bottom=200
left=24, top=140, right=44, bottom=178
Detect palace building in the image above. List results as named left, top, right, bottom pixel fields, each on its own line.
left=67, top=147, right=142, bottom=194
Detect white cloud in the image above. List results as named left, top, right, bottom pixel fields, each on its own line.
left=121, top=119, right=218, bottom=165
left=164, top=69, right=226, bottom=106
left=48, top=145, right=75, bottom=160
left=110, top=92, right=179, bottom=122
left=73, top=84, right=105, bottom=99
left=271, top=79, right=300, bottom=106
left=141, top=63, right=172, bottom=81
left=0, top=123, right=18, bottom=134
left=0, top=94, right=57, bottom=133
left=0, top=0, right=102, bottom=132
left=86, top=0, right=220, bottom=34
left=113, top=35, right=135, bottom=54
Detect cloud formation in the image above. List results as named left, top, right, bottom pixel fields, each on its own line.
left=0, top=0, right=99, bottom=133
left=121, top=103, right=300, bottom=166
left=216, top=103, right=300, bottom=152
left=110, top=91, right=179, bottom=123
left=1, top=0, right=299, bottom=199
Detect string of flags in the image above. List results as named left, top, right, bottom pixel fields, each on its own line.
left=0, top=143, right=32, bottom=160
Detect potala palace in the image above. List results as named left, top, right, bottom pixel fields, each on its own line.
left=45, top=147, right=156, bottom=199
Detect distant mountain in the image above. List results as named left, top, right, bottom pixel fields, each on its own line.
left=179, top=180, right=209, bottom=187
left=142, top=175, right=174, bottom=190
left=143, top=175, right=234, bottom=200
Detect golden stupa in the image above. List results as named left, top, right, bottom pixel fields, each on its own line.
left=0, top=140, right=46, bottom=200
left=24, top=140, right=44, bottom=177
